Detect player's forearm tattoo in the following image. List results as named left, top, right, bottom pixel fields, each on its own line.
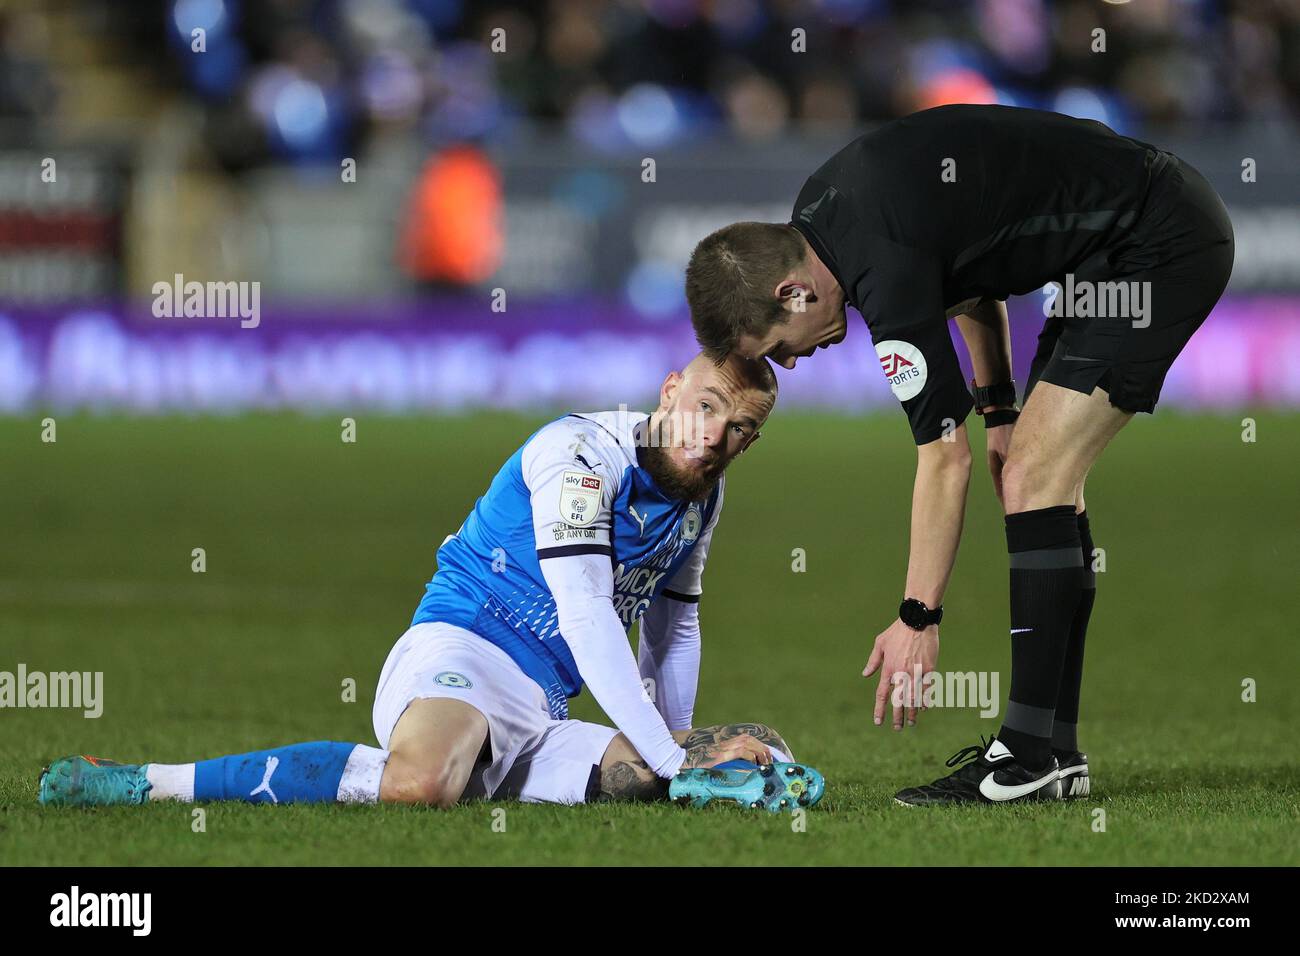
left=680, top=723, right=792, bottom=767
left=601, top=723, right=792, bottom=798
left=599, top=758, right=669, bottom=802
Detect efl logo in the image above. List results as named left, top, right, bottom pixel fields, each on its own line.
left=560, top=470, right=601, bottom=527
left=875, top=340, right=927, bottom=401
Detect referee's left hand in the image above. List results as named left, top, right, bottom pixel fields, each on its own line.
left=863, top=618, right=940, bottom=730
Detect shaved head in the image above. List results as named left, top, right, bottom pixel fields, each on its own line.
left=682, top=352, right=779, bottom=416
left=639, top=352, right=778, bottom=501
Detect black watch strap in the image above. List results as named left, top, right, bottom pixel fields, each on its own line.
left=899, top=597, right=943, bottom=630
left=971, top=380, right=1017, bottom=413
left=983, top=408, right=1020, bottom=427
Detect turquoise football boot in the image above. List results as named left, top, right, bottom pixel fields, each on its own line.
left=669, top=761, right=825, bottom=813
left=38, top=755, right=152, bottom=807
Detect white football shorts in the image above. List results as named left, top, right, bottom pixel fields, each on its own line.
left=372, top=621, right=619, bottom=804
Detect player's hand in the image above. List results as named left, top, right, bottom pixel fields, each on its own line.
left=985, top=417, right=1016, bottom=505
left=862, top=618, right=940, bottom=730
left=682, top=733, right=773, bottom=769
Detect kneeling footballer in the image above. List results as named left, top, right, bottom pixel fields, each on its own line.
left=38, top=353, right=824, bottom=814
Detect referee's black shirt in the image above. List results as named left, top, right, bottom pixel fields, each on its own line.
left=791, top=104, right=1169, bottom=443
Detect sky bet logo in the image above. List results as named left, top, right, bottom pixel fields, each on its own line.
left=559, top=471, right=602, bottom=527
left=875, top=339, right=929, bottom=401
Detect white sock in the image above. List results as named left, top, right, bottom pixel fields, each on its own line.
left=145, top=762, right=195, bottom=802
left=336, top=745, right=389, bottom=803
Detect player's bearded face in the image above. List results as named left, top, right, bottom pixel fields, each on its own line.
left=639, top=398, right=725, bottom=502
left=639, top=372, right=768, bottom=501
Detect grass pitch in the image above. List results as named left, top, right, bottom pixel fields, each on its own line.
left=1, top=410, right=1297, bottom=866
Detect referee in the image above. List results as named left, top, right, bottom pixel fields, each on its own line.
left=685, top=104, right=1234, bottom=805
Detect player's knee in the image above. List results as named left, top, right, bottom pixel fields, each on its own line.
left=382, top=755, right=465, bottom=808
left=410, top=764, right=465, bottom=808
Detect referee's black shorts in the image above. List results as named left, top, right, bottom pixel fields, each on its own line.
left=1025, top=153, right=1235, bottom=413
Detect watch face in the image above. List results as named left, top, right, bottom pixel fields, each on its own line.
left=900, top=600, right=927, bottom=629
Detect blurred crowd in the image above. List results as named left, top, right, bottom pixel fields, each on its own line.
left=2, top=0, right=1298, bottom=167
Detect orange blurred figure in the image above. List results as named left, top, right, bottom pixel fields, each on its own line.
left=915, top=69, right=999, bottom=111
left=399, top=145, right=503, bottom=285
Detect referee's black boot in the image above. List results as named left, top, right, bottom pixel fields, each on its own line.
left=894, top=736, right=1061, bottom=806
left=1054, top=749, right=1090, bottom=799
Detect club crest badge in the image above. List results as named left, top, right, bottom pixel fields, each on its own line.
left=434, top=672, right=472, bottom=689
left=681, top=505, right=702, bottom=544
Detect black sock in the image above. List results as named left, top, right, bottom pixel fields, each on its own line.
left=1052, top=511, right=1095, bottom=755
left=998, top=505, right=1083, bottom=771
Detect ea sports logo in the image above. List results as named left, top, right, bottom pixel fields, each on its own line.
left=880, top=352, right=913, bottom=376
left=875, top=340, right=927, bottom=401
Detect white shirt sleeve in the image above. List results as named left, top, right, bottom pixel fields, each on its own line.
left=634, top=480, right=720, bottom=729
left=637, top=597, right=701, bottom=730
left=523, top=419, right=686, bottom=778
left=522, top=420, right=616, bottom=558
left=539, top=552, right=687, bottom=778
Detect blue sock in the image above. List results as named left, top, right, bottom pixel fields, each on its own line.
left=194, top=741, right=361, bottom=804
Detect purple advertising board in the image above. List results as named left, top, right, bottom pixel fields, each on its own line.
left=1, top=296, right=1296, bottom=414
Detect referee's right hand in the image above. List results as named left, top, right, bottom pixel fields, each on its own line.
left=863, top=618, right=940, bottom=730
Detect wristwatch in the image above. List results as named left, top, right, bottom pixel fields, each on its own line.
left=971, top=379, right=1017, bottom=413
left=899, top=598, right=943, bottom=631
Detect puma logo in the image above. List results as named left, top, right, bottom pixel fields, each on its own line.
left=628, top=505, right=648, bottom=537
left=249, top=755, right=279, bottom=804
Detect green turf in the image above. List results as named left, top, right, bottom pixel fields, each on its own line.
left=1, top=410, right=1297, bottom=865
